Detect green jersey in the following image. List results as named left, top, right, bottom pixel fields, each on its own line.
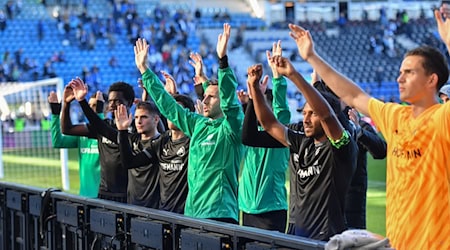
left=50, top=114, right=101, bottom=198
left=239, top=77, right=290, bottom=214
left=141, top=67, right=244, bottom=221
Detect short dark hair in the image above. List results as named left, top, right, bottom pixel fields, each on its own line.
left=173, top=94, right=195, bottom=112
left=405, top=46, right=449, bottom=91
left=208, top=79, right=218, bottom=86
left=135, top=101, right=160, bottom=116
left=108, top=81, right=135, bottom=106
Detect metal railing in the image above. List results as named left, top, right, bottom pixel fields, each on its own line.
left=0, top=181, right=325, bottom=250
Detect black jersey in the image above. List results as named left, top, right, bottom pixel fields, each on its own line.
left=153, top=131, right=189, bottom=213
left=119, top=130, right=189, bottom=214
left=80, top=100, right=160, bottom=207
left=126, top=134, right=160, bottom=208
left=286, top=128, right=357, bottom=241
left=90, top=121, right=128, bottom=199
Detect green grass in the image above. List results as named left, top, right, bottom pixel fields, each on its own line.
left=1, top=148, right=80, bottom=194
left=366, top=156, right=386, bottom=236
left=1, top=147, right=387, bottom=236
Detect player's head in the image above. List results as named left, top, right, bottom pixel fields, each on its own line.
left=134, top=101, right=160, bottom=135
left=398, top=46, right=449, bottom=103
left=107, top=81, right=135, bottom=113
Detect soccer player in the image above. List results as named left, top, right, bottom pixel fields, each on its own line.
left=69, top=78, right=162, bottom=208
left=284, top=8, right=450, bottom=247
left=61, top=79, right=135, bottom=203
left=48, top=90, right=103, bottom=198
left=239, top=41, right=290, bottom=232
left=134, top=23, right=244, bottom=223
left=247, top=61, right=357, bottom=240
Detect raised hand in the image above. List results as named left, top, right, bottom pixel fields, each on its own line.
left=288, top=24, right=316, bottom=61
left=134, top=38, right=149, bottom=74
left=237, top=89, right=249, bottom=104
left=271, top=56, right=296, bottom=78
left=48, top=91, right=59, bottom=104
left=161, top=70, right=178, bottom=95
left=435, top=6, right=450, bottom=48
left=189, top=52, right=208, bottom=84
left=69, top=77, right=88, bottom=101
left=348, top=108, right=361, bottom=125
left=114, top=104, right=132, bottom=130
left=195, top=99, right=204, bottom=115
left=216, top=23, right=231, bottom=59
left=96, top=91, right=104, bottom=102
left=266, top=40, right=282, bottom=78
left=137, top=77, right=148, bottom=101
left=247, top=64, right=264, bottom=89
left=62, top=84, right=75, bottom=103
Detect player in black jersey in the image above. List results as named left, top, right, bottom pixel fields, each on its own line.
left=246, top=60, right=357, bottom=241
left=61, top=79, right=135, bottom=203
left=70, top=78, right=162, bottom=208
left=115, top=92, right=194, bottom=214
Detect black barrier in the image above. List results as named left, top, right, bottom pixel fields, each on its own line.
left=0, top=181, right=326, bottom=250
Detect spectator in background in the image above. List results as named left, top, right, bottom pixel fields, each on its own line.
left=37, top=19, right=44, bottom=41
left=0, top=10, right=7, bottom=32
left=43, top=60, right=57, bottom=78
left=48, top=90, right=104, bottom=198
left=109, top=55, right=118, bottom=68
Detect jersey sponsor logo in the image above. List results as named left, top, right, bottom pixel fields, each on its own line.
left=200, top=133, right=216, bottom=146
left=80, top=147, right=99, bottom=154
left=101, top=136, right=115, bottom=145
left=160, top=162, right=184, bottom=171
left=133, top=142, right=140, bottom=151
left=293, top=153, right=299, bottom=164
left=162, top=148, right=169, bottom=156
left=391, top=147, right=421, bottom=159
left=297, top=164, right=321, bottom=178
left=176, top=146, right=186, bottom=157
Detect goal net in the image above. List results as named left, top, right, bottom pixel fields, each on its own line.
left=0, top=77, right=71, bottom=191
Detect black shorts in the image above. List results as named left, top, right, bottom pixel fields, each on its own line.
left=242, top=209, right=287, bottom=233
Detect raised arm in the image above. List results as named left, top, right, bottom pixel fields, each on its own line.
left=435, top=6, right=450, bottom=52
left=242, top=99, right=286, bottom=148
left=190, top=52, right=208, bottom=100
left=289, top=24, right=371, bottom=116
left=48, top=91, right=78, bottom=148
left=60, top=84, right=91, bottom=136
left=161, top=70, right=179, bottom=95
left=216, top=23, right=244, bottom=137
left=70, top=78, right=119, bottom=142
left=248, top=64, right=289, bottom=146
left=267, top=40, right=290, bottom=124
left=134, top=38, right=200, bottom=137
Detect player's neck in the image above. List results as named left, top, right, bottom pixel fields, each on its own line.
left=410, top=97, right=439, bottom=118
left=141, top=129, right=159, bottom=140
left=171, top=129, right=185, bottom=140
